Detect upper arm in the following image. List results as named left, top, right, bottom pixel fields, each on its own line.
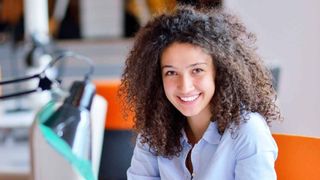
left=235, top=150, right=277, bottom=180
left=127, top=135, right=160, bottom=180
left=233, top=113, right=278, bottom=180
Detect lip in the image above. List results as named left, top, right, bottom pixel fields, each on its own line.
left=177, top=93, right=201, bottom=104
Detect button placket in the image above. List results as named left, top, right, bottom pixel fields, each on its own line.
left=183, top=142, right=193, bottom=179
left=191, top=139, right=205, bottom=179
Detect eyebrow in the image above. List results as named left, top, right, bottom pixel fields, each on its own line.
left=161, top=62, right=208, bottom=70
left=187, top=62, right=208, bottom=68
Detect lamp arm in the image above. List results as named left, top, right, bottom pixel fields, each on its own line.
left=0, top=51, right=94, bottom=100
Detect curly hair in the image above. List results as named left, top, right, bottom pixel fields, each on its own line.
left=119, top=5, right=281, bottom=158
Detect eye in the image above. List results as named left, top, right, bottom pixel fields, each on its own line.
left=192, top=68, right=204, bottom=74
left=164, top=70, right=177, bottom=76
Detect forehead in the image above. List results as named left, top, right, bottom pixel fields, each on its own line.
left=160, top=42, right=213, bottom=67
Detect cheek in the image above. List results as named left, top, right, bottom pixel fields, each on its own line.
left=162, top=79, right=175, bottom=97
left=199, top=76, right=215, bottom=93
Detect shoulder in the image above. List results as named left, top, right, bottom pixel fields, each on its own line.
left=226, top=112, right=277, bottom=155
left=127, top=134, right=160, bottom=178
left=226, top=113, right=278, bottom=179
left=135, top=134, right=153, bottom=153
left=237, top=112, right=271, bottom=136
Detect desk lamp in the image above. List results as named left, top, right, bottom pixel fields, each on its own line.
left=0, top=51, right=106, bottom=180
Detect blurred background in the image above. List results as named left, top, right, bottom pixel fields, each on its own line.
left=0, top=0, right=319, bottom=179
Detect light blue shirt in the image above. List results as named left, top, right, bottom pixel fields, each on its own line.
left=127, top=113, right=278, bottom=180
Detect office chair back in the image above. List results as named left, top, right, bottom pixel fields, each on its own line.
left=95, top=80, right=134, bottom=130
left=95, top=80, right=135, bottom=180
left=273, top=134, right=320, bottom=180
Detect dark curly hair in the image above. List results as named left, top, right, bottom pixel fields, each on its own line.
left=119, top=5, right=281, bottom=158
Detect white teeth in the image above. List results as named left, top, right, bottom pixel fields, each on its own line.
left=180, top=95, right=199, bottom=102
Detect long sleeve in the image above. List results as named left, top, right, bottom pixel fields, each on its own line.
left=234, top=113, right=278, bottom=180
left=127, top=135, right=160, bottom=180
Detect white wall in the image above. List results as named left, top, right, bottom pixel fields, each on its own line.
left=224, top=0, right=320, bottom=137
left=80, top=0, right=123, bottom=38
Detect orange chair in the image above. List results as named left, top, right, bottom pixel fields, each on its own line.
left=94, top=79, right=135, bottom=179
left=273, top=134, right=320, bottom=180
left=94, top=79, right=134, bottom=130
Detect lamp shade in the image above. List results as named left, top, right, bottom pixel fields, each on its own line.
left=43, top=80, right=95, bottom=160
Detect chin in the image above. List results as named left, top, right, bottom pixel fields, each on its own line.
left=179, top=109, right=200, bottom=118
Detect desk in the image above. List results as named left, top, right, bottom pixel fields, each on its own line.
left=0, top=101, right=34, bottom=180
left=0, top=141, right=30, bottom=178
left=0, top=110, right=35, bottom=128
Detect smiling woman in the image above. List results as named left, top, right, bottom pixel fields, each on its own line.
left=161, top=43, right=216, bottom=152
left=119, top=5, right=281, bottom=180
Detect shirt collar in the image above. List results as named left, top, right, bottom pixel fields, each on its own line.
left=203, top=121, right=221, bottom=144
left=181, top=128, right=188, bottom=145
left=181, top=121, right=221, bottom=145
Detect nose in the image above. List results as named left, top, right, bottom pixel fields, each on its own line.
left=178, top=74, right=194, bottom=93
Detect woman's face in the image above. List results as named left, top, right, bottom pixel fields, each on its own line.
left=161, top=42, right=216, bottom=120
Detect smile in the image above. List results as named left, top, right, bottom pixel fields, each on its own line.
left=179, top=94, right=200, bottom=102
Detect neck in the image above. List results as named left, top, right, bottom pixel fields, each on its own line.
left=185, top=111, right=212, bottom=145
